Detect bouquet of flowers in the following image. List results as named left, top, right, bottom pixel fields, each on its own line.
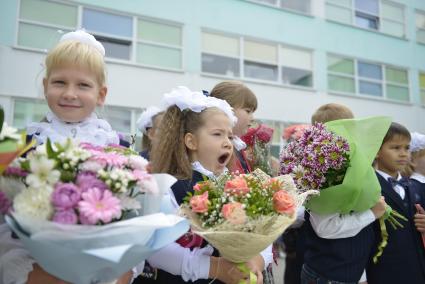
left=0, top=107, right=34, bottom=174
left=280, top=116, right=406, bottom=262
left=2, top=139, right=188, bottom=284
left=241, top=124, right=274, bottom=175
left=181, top=169, right=308, bottom=280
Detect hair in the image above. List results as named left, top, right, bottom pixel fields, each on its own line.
left=311, top=103, right=354, bottom=124
left=45, top=40, right=106, bottom=86
left=141, top=112, right=164, bottom=152
left=210, top=81, right=258, bottom=111
left=402, top=149, right=425, bottom=177
left=382, top=122, right=411, bottom=145
left=150, top=106, right=223, bottom=179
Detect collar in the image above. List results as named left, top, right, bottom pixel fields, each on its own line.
left=376, top=170, right=402, bottom=182
left=232, top=136, right=247, bottom=151
left=411, top=172, right=425, bottom=183
left=191, top=161, right=227, bottom=179
left=27, top=111, right=119, bottom=146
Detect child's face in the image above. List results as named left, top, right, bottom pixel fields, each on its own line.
left=185, top=111, right=234, bottom=176
left=43, top=65, right=106, bottom=123
left=412, top=153, right=425, bottom=176
left=376, top=135, right=410, bottom=177
left=233, top=107, right=254, bottom=136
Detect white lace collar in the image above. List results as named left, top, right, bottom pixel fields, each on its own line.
left=27, top=111, right=119, bottom=146
left=411, top=172, right=425, bottom=184
left=191, top=161, right=228, bottom=179
left=232, top=136, right=247, bottom=151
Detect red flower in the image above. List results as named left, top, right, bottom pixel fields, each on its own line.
left=256, top=124, right=274, bottom=143
left=241, top=127, right=257, bottom=146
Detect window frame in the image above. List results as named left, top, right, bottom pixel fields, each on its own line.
left=15, top=0, right=184, bottom=71
left=325, top=0, right=406, bottom=38
left=419, top=71, right=425, bottom=106
left=327, top=53, right=410, bottom=103
left=416, top=9, right=425, bottom=45
left=247, top=0, right=312, bottom=16
left=201, top=29, right=314, bottom=90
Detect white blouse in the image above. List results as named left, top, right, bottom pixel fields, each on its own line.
left=27, top=111, right=119, bottom=146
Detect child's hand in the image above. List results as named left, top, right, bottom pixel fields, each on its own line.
left=210, top=256, right=248, bottom=284
left=371, top=196, right=387, bottom=219
left=246, top=254, right=265, bottom=284
left=414, top=204, right=425, bottom=233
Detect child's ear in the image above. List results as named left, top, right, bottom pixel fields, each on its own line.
left=184, top=133, right=198, bottom=151
left=42, top=78, right=48, bottom=98
left=96, top=86, right=107, bottom=106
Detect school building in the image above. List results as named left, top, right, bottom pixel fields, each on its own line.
left=1, top=0, right=424, bottom=154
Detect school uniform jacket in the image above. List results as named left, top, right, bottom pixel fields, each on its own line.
left=366, top=173, right=425, bottom=284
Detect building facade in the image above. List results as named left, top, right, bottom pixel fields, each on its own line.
left=1, top=0, right=424, bottom=154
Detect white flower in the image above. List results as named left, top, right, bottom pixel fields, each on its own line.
left=79, top=160, right=103, bottom=172
left=117, top=194, right=141, bottom=210
left=13, top=188, right=53, bottom=220
left=0, top=122, right=21, bottom=141
left=26, top=155, right=60, bottom=188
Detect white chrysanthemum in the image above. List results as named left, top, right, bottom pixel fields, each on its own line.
left=26, top=155, right=60, bottom=188
left=13, top=188, right=53, bottom=220
left=0, top=122, right=21, bottom=140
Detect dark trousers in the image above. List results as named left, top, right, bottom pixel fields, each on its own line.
left=300, top=265, right=357, bottom=284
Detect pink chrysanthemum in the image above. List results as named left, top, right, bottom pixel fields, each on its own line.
left=78, top=188, right=121, bottom=225
left=90, top=152, right=128, bottom=168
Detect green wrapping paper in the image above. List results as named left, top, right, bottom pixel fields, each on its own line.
left=306, top=116, right=392, bottom=214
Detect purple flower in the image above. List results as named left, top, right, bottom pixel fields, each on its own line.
left=51, top=183, right=81, bottom=209
left=0, top=192, right=11, bottom=214
left=52, top=209, right=78, bottom=224
left=4, top=167, right=28, bottom=177
left=76, top=172, right=108, bottom=193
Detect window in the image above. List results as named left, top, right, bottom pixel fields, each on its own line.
left=326, top=0, right=405, bottom=37
left=249, top=0, right=311, bottom=14
left=82, top=8, right=132, bottom=60
left=18, top=0, right=77, bottom=50
left=420, top=72, right=425, bottom=105
left=202, top=32, right=240, bottom=77
left=280, top=46, right=313, bottom=87
left=17, top=0, right=183, bottom=70
left=201, top=31, right=314, bottom=88
left=244, top=40, right=278, bottom=81
left=416, top=11, right=425, bottom=44
left=137, top=19, right=182, bottom=69
left=327, top=54, right=409, bottom=102
left=13, top=98, right=49, bottom=129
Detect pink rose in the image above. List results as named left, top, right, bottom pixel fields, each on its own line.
left=193, top=181, right=209, bottom=192
left=221, top=202, right=247, bottom=225
left=190, top=191, right=209, bottom=213
left=224, top=177, right=250, bottom=196
left=273, top=190, right=295, bottom=215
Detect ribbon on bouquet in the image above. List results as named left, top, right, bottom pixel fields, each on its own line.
left=373, top=206, right=408, bottom=263
left=237, top=263, right=256, bottom=284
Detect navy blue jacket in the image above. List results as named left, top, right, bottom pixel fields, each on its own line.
left=303, top=211, right=375, bottom=282
left=366, top=173, right=425, bottom=284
